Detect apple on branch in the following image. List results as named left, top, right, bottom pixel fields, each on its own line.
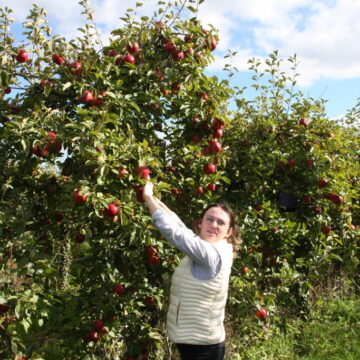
left=113, top=284, right=125, bottom=296
left=135, top=165, right=150, bottom=179
left=105, top=203, right=118, bottom=217
left=255, top=308, right=267, bottom=320
left=126, top=41, right=140, bottom=54
left=73, top=189, right=88, bottom=204
left=16, top=49, right=29, bottom=63
left=209, top=140, right=222, bottom=153
left=203, top=163, right=217, bottom=174
left=52, top=53, right=65, bottom=65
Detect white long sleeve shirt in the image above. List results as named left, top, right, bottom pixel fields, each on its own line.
left=152, top=207, right=224, bottom=280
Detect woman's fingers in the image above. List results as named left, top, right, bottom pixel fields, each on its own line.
left=143, top=180, right=154, bottom=197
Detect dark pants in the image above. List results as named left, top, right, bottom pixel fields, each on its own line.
left=177, top=342, right=225, bottom=360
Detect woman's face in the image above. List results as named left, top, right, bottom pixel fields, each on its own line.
left=198, top=206, right=232, bottom=243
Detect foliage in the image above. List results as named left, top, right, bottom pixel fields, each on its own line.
left=225, top=295, right=360, bottom=360
left=0, top=1, right=359, bottom=359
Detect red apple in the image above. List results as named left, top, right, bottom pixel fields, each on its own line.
left=327, top=132, right=335, bottom=138
left=70, top=61, right=82, bottom=75
left=317, top=178, right=329, bottom=188
left=196, top=186, right=204, bottom=195
left=171, top=82, right=181, bottom=93
left=299, top=118, right=309, bottom=127
left=306, top=160, right=315, bottom=168
left=287, top=159, right=296, bottom=168
left=39, top=78, right=54, bottom=90
left=302, top=195, right=312, bottom=203
left=242, top=266, right=250, bottom=273
left=164, top=41, right=177, bottom=53
left=254, top=204, right=262, bottom=211
left=0, top=304, right=10, bottom=314
left=312, top=205, right=322, bottom=214
left=31, top=143, right=49, bottom=157
left=123, top=54, right=136, bottom=64
left=172, top=50, right=184, bottom=61
left=105, top=203, right=118, bottom=217
left=321, top=225, right=332, bottom=236
left=86, top=330, right=99, bottom=342
left=10, top=105, right=20, bottom=114
left=199, top=92, right=209, bottom=101
left=47, top=132, right=62, bottom=153
left=212, top=118, right=224, bottom=130
left=92, top=319, right=105, bottom=333
left=155, top=21, right=165, bottom=27
left=79, top=90, right=94, bottom=103
left=126, top=41, right=140, bottom=54
left=145, top=296, right=155, bottom=305
left=113, top=284, right=125, bottom=296
left=16, top=48, right=29, bottom=63
left=73, top=189, right=87, bottom=204
left=207, top=183, right=216, bottom=191
left=209, top=140, right=222, bottom=153
left=330, top=194, right=344, bottom=204
left=52, top=53, right=65, bottom=65
left=171, top=188, right=180, bottom=195
left=255, top=308, right=267, bottom=320
left=213, top=128, right=223, bottom=138
left=107, top=49, right=118, bottom=57
left=75, top=233, right=85, bottom=243
left=4, top=87, right=11, bottom=94
left=145, top=246, right=157, bottom=257
left=203, top=163, right=217, bottom=174
left=195, top=52, right=204, bottom=61
left=326, top=192, right=337, bottom=201
left=135, top=186, right=145, bottom=203
left=148, top=255, right=161, bottom=266
left=136, top=165, right=150, bottom=179
left=118, top=168, right=129, bottom=178
left=156, top=70, right=165, bottom=81
left=209, top=36, right=217, bottom=51
left=184, top=35, right=192, bottom=43
left=161, top=37, right=170, bottom=45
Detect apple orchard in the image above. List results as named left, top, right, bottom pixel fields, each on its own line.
left=0, top=1, right=359, bottom=359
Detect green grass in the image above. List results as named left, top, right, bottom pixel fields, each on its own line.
left=226, top=297, right=360, bottom=360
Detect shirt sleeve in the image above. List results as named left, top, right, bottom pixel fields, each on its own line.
left=151, top=207, right=221, bottom=270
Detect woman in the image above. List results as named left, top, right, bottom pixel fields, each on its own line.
left=143, top=181, right=241, bottom=360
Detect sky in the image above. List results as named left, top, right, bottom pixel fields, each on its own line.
left=2, top=0, right=360, bottom=120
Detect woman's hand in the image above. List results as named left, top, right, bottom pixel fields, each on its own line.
left=143, top=181, right=154, bottom=199
left=143, top=181, right=158, bottom=214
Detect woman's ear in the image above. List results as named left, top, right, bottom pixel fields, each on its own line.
left=226, top=227, right=233, bottom=238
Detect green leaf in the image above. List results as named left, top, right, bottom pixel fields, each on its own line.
left=129, top=102, right=140, bottom=112
left=62, top=82, right=72, bottom=91
left=20, top=318, right=31, bottom=333
left=187, top=6, right=197, bottom=13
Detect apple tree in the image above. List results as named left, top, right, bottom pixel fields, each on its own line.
left=0, top=1, right=233, bottom=359
left=223, top=52, right=360, bottom=335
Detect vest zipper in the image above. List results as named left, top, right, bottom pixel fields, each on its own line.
left=176, top=302, right=180, bottom=326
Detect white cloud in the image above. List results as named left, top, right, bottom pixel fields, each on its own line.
left=197, top=0, right=360, bottom=86
left=3, top=0, right=360, bottom=87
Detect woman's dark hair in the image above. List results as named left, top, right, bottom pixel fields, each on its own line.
left=192, top=201, right=242, bottom=257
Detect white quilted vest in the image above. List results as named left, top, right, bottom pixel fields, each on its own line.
left=167, top=240, right=233, bottom=345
